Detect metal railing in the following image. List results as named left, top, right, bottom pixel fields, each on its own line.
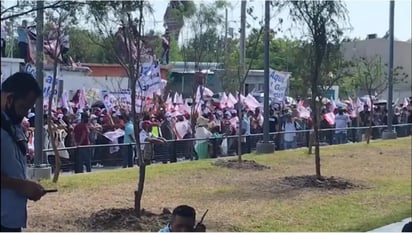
left=42, top=123, right=412, bottom=153
left=36, top=123, right=412, bottom=171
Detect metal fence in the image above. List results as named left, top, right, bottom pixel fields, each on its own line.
left=39, top=123, right=412, bottom=171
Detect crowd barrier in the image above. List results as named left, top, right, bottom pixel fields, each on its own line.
left=39, top=124, right=412, bottom=171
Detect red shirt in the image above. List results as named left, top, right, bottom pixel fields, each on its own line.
left=73, top=122, right=90, bottom=145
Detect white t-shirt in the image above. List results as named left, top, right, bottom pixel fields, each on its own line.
left=283, top=122, right=296, bottom=142
left=139, top=130, right=149, bottom=151
left=335, top=114, right=350, bottom=133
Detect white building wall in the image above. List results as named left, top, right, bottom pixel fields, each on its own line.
left=341, top=39, right=412, bottom=100
left=1, top=57, right=24, bottom=83
left=59, top=71, right=129, bottom=93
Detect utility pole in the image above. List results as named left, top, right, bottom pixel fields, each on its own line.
left=382, top=0, right=397, bottom=139
left=34, top=0, right=44, bottom=166
left=256, top=0, right=274, bottom=154
left=262, top=0, right=270, bottom=143
left=224, top=7, right=228, bottom=68
left=240, top=0, right=246, bottom=90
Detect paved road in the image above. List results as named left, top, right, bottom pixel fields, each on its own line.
left=369, top=218, right=411, bottom=232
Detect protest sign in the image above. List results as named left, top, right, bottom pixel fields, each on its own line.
left=24, top=63, right=60, bottom=98
left=137, top=62, right=162, bottom=97
left=269, top=70, right=291, bottom=102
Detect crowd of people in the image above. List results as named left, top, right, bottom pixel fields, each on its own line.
left=1, top=20, right=70, bottom=64
left=19, top=86, right=412, bottom=174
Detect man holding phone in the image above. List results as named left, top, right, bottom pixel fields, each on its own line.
left=1, top=72, right=46, bottom=232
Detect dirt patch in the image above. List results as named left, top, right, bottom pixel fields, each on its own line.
left=77, top=208, right=171, bottom=232
left=280, top=175, right=361, bottom=190
left=212, top=159, right=270, bottom=170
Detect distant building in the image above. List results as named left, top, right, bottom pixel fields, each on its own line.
left=166, top=61, right=224, bottom=97
left=341, top=37, right=412, bottom=100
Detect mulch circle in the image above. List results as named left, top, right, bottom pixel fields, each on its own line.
left=280, top=175, right=361, bottom=190
left=212, top=159, right=271, bottom=170
left=77, top=208, right=171, bottom=232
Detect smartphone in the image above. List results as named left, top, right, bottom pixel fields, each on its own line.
left=45, top=189, right=58, bottom=193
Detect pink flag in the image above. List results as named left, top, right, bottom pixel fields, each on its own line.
left=203, top=87, right=214, bottom=97
left=173, top=92, right=179, bottom=104
left=179, top=103, right=191, bottom=115
left=403, top=97, right=409, bottom=108
left=297, top=100, right=310, bottom=119
left=228, top=93, right=237, bottom=107
left=328, top=99, right=337, bottom=112
left=244, top=94, right=261, bottom=111
left=229, top=116, right=239, bottom=129
left=220, top=92, right=228, bottom=109
left=323, top=112, right=335, bottom=125
left=78, top=88, right=87, bottom=109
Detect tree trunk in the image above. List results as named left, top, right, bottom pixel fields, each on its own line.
left=134, top=162, right=146, bottom=215
left=308, top=131, right=313, bottom=154
left=132, top=3, right=145, bottom=217
left=312, top=101, right=321, bottom=179
left=312, top=57, right=322, bottom=179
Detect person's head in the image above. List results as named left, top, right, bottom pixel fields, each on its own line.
left=1, top=72, right=42, bottom=124
left=91, top=115, right=98, bottom=124
left=270, top=108, right=274, bottom=116
left=141, top=121, right=152, bottom=132
left=286, top=114, right=293, bottom=122
left=364, top=104, right=369, bottom=111
left=338, top=107, right=344, bottom=115
left=170, top=205, right=196, bottom=232
left=164, top=112, right=172, bottom=122
left=81, top=113, right=89, bottom=123
left=255, top=107, right=260, bottom=115
left=22, top=20, right=27, bottom=27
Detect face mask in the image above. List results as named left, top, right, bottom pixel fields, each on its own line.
left=5, top=101, right=24, bottom=125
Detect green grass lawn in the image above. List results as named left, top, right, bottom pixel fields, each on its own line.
left=31, top=138, right=411, bottom=232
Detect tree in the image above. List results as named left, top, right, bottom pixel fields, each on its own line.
left=1, top=1, right=81, bottom=21
left=178, top=1, right=227, bottom=141
left=65, top=27, right=117, bottom=63
left=277, top=0, right=349, bottom=179
left=352, top=55, right=408, bottom=144
left=163, top=1, right=196, bottom=42
left=85, top=0, right=153, bottom=216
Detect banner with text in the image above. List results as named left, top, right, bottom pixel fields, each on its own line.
left=137, top=62, right=163, bottom=97
left=24, top=63, right=60, bottom=98
left=269, top=69, right=291, bottom=102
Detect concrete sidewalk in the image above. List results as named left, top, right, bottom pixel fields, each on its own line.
left=369, top=218, right=411, bottom=232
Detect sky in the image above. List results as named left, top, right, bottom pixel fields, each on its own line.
left=144, top=0, right=412, bottom=42
left=2, top=0, right=411, bottom=42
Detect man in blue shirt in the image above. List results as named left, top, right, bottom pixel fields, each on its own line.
left=16, top=20, right=28, bottom=62
left=122, top=114, right=135, bottom=168
left=1, top=72, right=46, bottom=232
left=159, top=205, right=206, bottom=232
